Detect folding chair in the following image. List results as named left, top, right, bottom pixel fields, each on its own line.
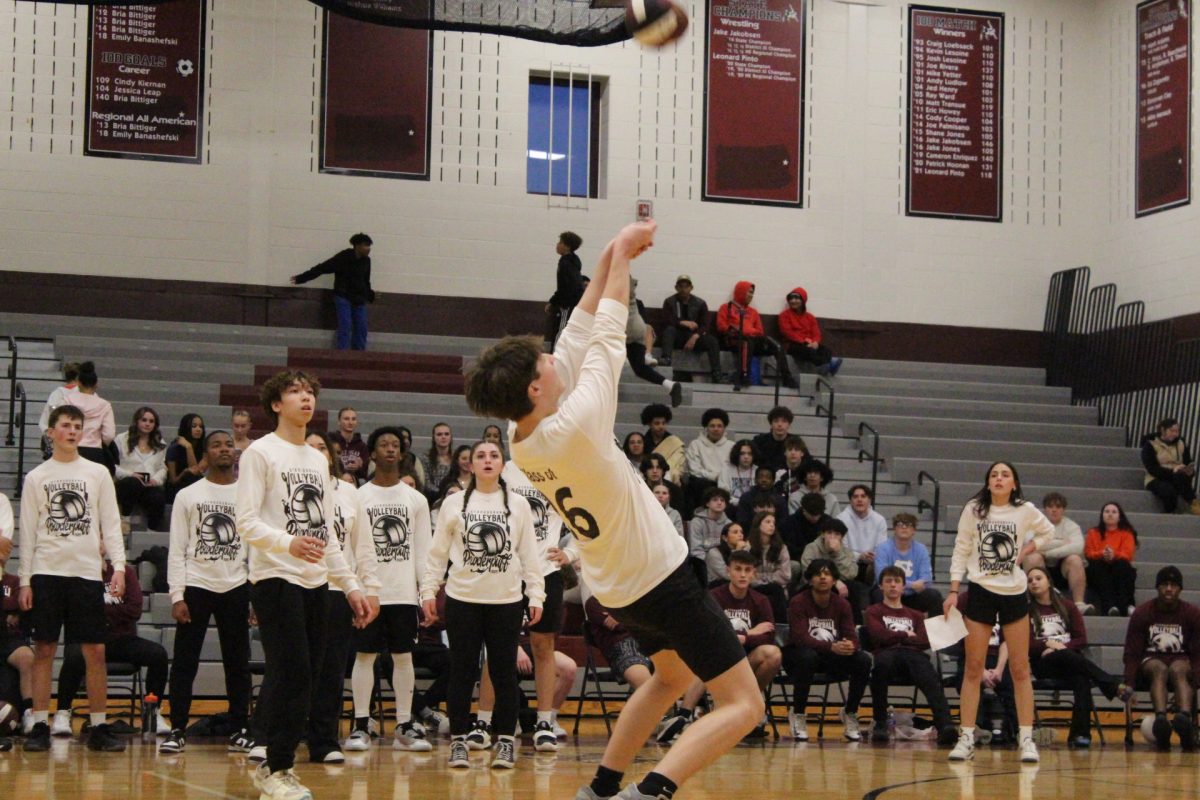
left=572, top=624, right=630, bottom=735
left=1031, top=646, right=1105, bottom=744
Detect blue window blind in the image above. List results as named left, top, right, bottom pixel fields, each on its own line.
left=527, top=76, right=600, bottom=198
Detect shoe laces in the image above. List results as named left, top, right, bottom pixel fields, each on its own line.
left=496, top=739, right=514, bottom=760
left=451, top=741, right=468, bottom=758
left=278, top=770, right=303, bottom=789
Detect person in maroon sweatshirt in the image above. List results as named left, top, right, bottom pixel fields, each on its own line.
left=1124, top=565, right=1200, bottom=750
left=1, top=571, right=34, bottom=734
left=784, top=558, right=870, bottom=742
left=584, top=596, right=653, bottom=691
left=864, top=566, right=956, bottom=745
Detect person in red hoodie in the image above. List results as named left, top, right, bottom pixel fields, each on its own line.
left=778, top=288, right=843, bottom=377
left=716, top=281, right=798, bottom=390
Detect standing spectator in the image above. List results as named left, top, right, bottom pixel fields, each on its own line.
left=291, top=233, right=376, bottom=351
left=63, top=362, right=115, bottom=474
left=658, top=274, right=726, bottom=383
left=716, top=281, right=797, bottom=390
left=747, top=511, right=790, bottom=621
left=1023, top=492, right=1090, bottom=614
left=684, top=408, right=734, bottom=509
left=1141, top=417, right=1200, bottom=514
left=872, top=513, right=942, bottom=617
left=774, top=436, right=813, bottom=514
left=622, top=431, right=647, bottom=471
left=642, top=404, right=686, bottom=480
left=0, top=491, right=12, bottom=554
left=784, top=558, right=870, bottom=741
left=838, top=485, right=888, bottom=585
left=799, top=518, right=867, bottom=619
left=625, top=277, right=683, bottom=408
left=330, top=407, right=370, bottom=484
left=689, top=487, right=733, bottom=577
left=166, top=413, right=207, bottom=501
left=545, top=231, right=584, bottom=344
left=735, top=466, right=786, bottom=526
left=231, top=409, right=255, bottom=476
left=482, top=424, right=506, bottom=456
left=1123, top=566, right=1200, bottom=751
left=781, top=492, right=832, bottom=557
left=751, top=406, right=795, bottom=473
left=706, top=522, right=750, bottom=585
left=802, top=460, right=840, bottom=517
left=421, top=422, right=455, bottom=500
left=777, top=287, right=843, bottom=376
left=37, top=361, right=80, bottom=460
left=1085, top=502, right=1138, bottom=617
left=719, top=439, right=757, bottom=506
left=112, top=406, right=168, bottom=531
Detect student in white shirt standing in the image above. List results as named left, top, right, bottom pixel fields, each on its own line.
left=463, top=222, right=762, bottom=800
left=344, top=427, right=434, bottom=753
left=420, top=440, right=544, bottom=770
left=18, top=405, right=126, bottom=753
left=236, top=371, right=371, bottom=800
left=159, top=430, right=252, bottom=754
left=944, top=461, right=1055, bottom=765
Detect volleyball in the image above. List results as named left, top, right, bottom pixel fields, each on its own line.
left=289, top=485, right=325, bottom=527
left=199, top=512, right=237, bottom=547
left=49, top=490, right=87, bottom=523
left=1140, top=715, right=1159, bottom=745
left=466, top=521, right=507, bottom=557
left=625, top=0, right=688, bottom=48
left=372, top=515, right=408, bottom=548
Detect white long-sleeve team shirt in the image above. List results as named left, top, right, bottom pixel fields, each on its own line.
left=0, top=493, right=12, bottom=541
left=330, top=480, right=380, bottom=596
left=501, top=461, right=563, bottom=577
left=420, top=487, right=544, bottom=607
left=234, top=433, right=361, bottom=593
left=951, top=500, right=1056, bottom=596
left=19, top=456, right=125, bottom=585
left=168, top=478, right=249, bottom=603
left=509, top=300, right=689, bottom=609
left=355, top=480, right=430, bottom=605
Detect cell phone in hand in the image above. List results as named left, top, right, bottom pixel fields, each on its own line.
left=137, top=472, right=150, bottom=483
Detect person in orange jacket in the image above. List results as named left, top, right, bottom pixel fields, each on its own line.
left=1084, top=502, right=1138, bottom=617
left=778, top=287, right=843, bottom=377
left=716, top=281, right=797, bottom=390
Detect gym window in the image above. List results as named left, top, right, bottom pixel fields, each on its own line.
left=527, top=71, right=605, bottom=200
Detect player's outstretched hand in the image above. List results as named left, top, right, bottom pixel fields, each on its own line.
left=614, top=220, right=657, bottom=260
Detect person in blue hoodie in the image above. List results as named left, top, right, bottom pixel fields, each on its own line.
left=871, top=512, right=942, bottom=617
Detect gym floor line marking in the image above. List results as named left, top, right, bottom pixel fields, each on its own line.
left=860, top=763, right=1193, bottom=799
left=142, top=770, right=242, bottom=800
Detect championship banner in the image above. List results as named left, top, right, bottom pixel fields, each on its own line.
left=1136, top=0, right=1191, bottom=217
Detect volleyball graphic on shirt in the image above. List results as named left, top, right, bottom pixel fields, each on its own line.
left=524, top=492, right=550, bottom=541
left=195, top=505, right=241, bottom=561
left=977, top=521, right=1019, bottom=575
left=1038, top=612, right=1069, bottom=643
left=462, top=513, right=513, bottom=574
left=367, top=502, right=413, bottom=563
left=44, top=480, right=91, bottom=536
left=883, top=614, right=914, bottom=634
left=724, top=609, right=751, bottom=635
left=808, top=617, right=837, bottom=642
left=282, top=467, right=328, bottom=540
left=467, top=521, right=508, bottom=556
left=373, top=514, right=409, bottom=548
left=1149, top=623, right=1184, bottom=653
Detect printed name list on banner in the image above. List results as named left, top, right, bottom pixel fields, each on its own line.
left=1136, top=0, right=1191, bottom=217
left=86, top=1, right=205, bottom=163
left=703, top=0, right=805, bottom=207
left=906, top=6, right=1003, bottom=221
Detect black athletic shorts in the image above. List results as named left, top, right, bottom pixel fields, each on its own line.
left=526, top=571, right=564, bottom=635
left=354, top=603, right=419, bottom=654
left=29, top=575, right=107, bottom=645
left=607, top=560, right=746, bottom=683
left=964, top=584, right=1029, bottom=627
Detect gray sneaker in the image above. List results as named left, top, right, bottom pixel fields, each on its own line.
left=615, top=786, right=659, bottom=800
left=573, top=788, right=609, bottom=800
left=394, top=721, right=433, bottom=751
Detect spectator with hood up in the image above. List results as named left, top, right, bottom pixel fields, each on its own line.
left=716, top=281, right=797, bottom=390
left=778, top=287, right=843, bottom=376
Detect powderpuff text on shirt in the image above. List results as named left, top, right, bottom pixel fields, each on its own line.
left=44, top=479, right=91, bottom=537
left=461, top=510, right=512, bottom=574
left=194, top=500, right=241, bottom=561
left=281, top=468, right=328, bottom=541
left=368, top=503, right=412, bottom=563
left=976, top=520, right=1019, bottom=576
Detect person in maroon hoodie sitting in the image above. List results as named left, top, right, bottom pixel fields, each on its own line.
left=777, top=288, right=843, bottom=377
left=716, top=281, right=798, bottom=390
left=1124, top=565, right=1200, bottom=751
left=864, top=566, right=956, bottom=745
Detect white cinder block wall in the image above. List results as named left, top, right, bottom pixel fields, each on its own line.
left=0, top=0, right=1187, bottom=330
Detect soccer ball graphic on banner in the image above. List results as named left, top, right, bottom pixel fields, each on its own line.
left=625, top=0, right=689, bottom=48
left=466, top=521, right=508, bottom=557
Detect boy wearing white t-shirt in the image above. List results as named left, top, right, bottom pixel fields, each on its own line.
left=464, top=222, right=762, bottom=800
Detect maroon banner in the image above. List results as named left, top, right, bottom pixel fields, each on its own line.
left=321, top=11, right=431, bottom=179
left=85, top=1, right=205, bottom=163
left=703, top=1, right=804, bottom=207
left=906, top=6, right=1003, bottom=221
left=1136, top=0, right=1191, bottom=217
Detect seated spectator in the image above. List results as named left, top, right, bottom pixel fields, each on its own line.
left=735, top=466, right=786, bottom=526
left=784, top=559, right=870, bottom=741
left=778, top=287, right=843, bottom=376
left=412, top=589, right=451, bottom=734
left=1026, top=567, right=1127, bottom=749
left=751, top=406, right=795, bottom=473
left=953, top=590, right=1017, bottom=744
left=799, top=518, right=867, bottom=619
left=230, top=409, right=254, bottom=472
left=774, top=435, right=813, bottom=514
left=583, top=597, right=653, bottom=690
left=706, top=522, right=750, bottom=585
left=684, top=408, right=734, bottom=509
left=64, top=362, right=116, bottom=474
left=864, top=566, right=956, bottom=745
left=429, top=482, right=463, bottom=531
left=719, top=439, right=757, bottom=505
left=641, top=453, right=685, bottom=518
left=1023, top=492, right=1090, bottom=614
left=716, top=281, right=798, bottom=390
left=1124, top=566, right=1200, bottom=751
left=437, top=444, right=474, bottom=496
left=747, top=511, right=790, bottom=621
left=330, top=407, right=369, bottom=484
left=658, top=275, right=726, bottom=383
left=1084, top=502, right=1138, bottom=617
left=642, top=404, right=686, bottom=479
left=165, top=413, right=207, bottom=501
left=1141, top=417, right=1200, bottom=515
left=622, top=431, right=647, bottom=472
left=420, top=422, right=455, bottom=500
left=781, top=492, right=832, bottom=558
left=112, top=406, right=168, bottom=532
left=711, top=551, right=783, bottom=737
left=837, top=484, right=888, bottom=585
left=689, top=487, right=732, bottom=584
left=802, top=459, right=840, bottom=517
left=653, top=484, right=685, bottom=539
left=2, top=568, right=33, bottom=736
left=396, top=426, right=426, bottom=491
left=872, top=513, right=942, bottom=617
left=625, top=277, right=683, bottom=408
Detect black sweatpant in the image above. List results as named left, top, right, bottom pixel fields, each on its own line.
left=307, top=591, right=354, bottom=754
left=1086, top=559, right=1137, bottom=614
left=444, top=597, right=524, bottom=738
left=659, top=326, right=723, bottom=377
left=1147, top=473, right=1197, bottom=512
left=870, top=648, right=952, bottom=730
left=784, top=341, right=833, bottom=369
left=58, top=636, right=169, bottom=707
left=1032, top=648, right=1120, bottom=739
left=626, top=342, right=670, bottom=387
left=114, top=477, right=167, bottom=531
left=783, top=644, right=870, bottom=714
left=726, top=336, right=791, bottom=386
left=250, top=578, right=329, bottom=773
left=168, top=584, right=251, bottom=730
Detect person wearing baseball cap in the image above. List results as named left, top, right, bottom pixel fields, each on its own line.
left=1123, top=564, right=1200, bottom=750
left=659, top=275, right=728, bottom=383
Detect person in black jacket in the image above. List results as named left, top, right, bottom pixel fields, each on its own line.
left=1140, top=418, right=1200, bottom=515
left=291, top=233, right=376, bottom=351
left=659, top=275, right=726, bottom=382
left=544, top=231, right=583, bottom=345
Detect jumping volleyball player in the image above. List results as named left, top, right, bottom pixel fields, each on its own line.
left=464, top=221, right=761, bottom=800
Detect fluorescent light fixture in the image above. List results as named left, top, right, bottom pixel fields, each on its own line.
left=528, top=149, right=567, bottom=161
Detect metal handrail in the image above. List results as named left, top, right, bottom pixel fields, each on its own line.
left=916, top=470, right=941, bottom=570
left=813, top=377, right=835, bottom=463
left=857, top=421, right=880, bottom=499
left=13, top=382, right=26, bottom=497
left=5, top=336, right=16, bottom=446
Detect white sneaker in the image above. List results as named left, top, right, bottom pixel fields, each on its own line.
left=839, top=708, right=861, bottom=741
left=532, top=721, right=558, bottom=752
left=554, top=722, right=567, bottom=740
left=21, top=709, right=34, bottom=735
left=448, top=739, right=470, bottom=768
left=1019, top=736, right=1040, bottom=763
left=344, top=729, right=371, bottom=751
left=788, top=710, right=809, bottom=741
left=320, top=749, right=345, bottom=763
left=156, top=711, right=171, bottom=736
left=394, top=721, right=433, bottom=751
left=465, top=719, right=491, bottom=750
left=248, top=744, right=268, bottom=763
left=949, top=731, right=976, bottom=762
left=423, top=710, right=450, bottom=737
left=644, top=353, right=658, bottom=367
left=258, top=767, right=313, bottom=800
left=51, top=709, right=73, bottom=737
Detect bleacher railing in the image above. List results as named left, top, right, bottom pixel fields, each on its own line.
left=5, top=336, right=17, bottom=446
left=856, top=421, right=879, bottom=500
left=12, top=381, right=26, bottom=497
left=916, top=470, right=941, bottom=569
left=813, top=377, right=835, bottom=463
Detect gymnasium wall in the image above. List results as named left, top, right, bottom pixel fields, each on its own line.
left=0, top=0, right=1186, bottom=333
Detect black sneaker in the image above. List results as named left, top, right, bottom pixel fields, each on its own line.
left=658, top=355, right=672, bottom=367
left=669, top=382, right=683, bottom=408
left=1173, top=713, right=1196, bottom=751
left=228, top=727, right=254, bottom=752
left=158, top=729, right=186, bottom=754
left=0, top=736, right=12, bottom=752
left=871, top=723, right=890, bottom=743
left=1153, top=714, right=1173, bottom=751
left=465, top=719, right=492, bottom=750
left=23, top=722, right=50, bottom=752
left=937, top=726, right=961, bottom=747
left=656, top=713, right=690, bottom=744
left=87, top=722, right=127, bottom=752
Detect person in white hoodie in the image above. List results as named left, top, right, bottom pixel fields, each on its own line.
left=683, top=408, right=733, bottom=510
left=836, top=484, right=888, bottom=584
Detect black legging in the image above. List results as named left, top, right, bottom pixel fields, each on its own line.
left=782, top=644, right=870, bottom=714
left=114, top=477, right=167, bottom=531
left=1147, top=472, right=1197, bottom=513
left=168, top=585, right=251, bottom=730
left=57, top=636, right=169, bottom=708
left=307, top=591, right=354, bottom=755
left=1031, top=647, right=1120, bottom=739
left=784, top=341, right=833, bottom=369
left=626, top=342, right=670, bottom=387
left=870, top=647, right=953, bottom=730
left=725, top=336, right=792, bottom=386
left=1086, top=559, right=1137, bottom=614
left=444, top=597, right=524, bottom=738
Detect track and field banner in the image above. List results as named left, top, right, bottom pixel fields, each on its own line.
left=320, top=10, right=431, bottom=179
left=906, top=5, right=1003, bottom=221
left=703, top=0, right=805, bottom=207
left=85, top=0, right=205, bottom=163
left=1136, top=0, right=1191, bottom=217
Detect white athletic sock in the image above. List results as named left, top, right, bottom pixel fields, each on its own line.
left=34, top=710, right=48, bottom=725
left=1019, top=725, right=1033, bottom=741
left=537, top=710, right=553, bottom=725
left=663, top=379, right=676, bottom=392
left=477, top=710, right=493, bottom=725
left=960, top=726, right=975, bottom=738
left=351, top=653, right=377, bottom=719
left=392, top=652, right=415, bottom=726
left=90, top=713, right=106, bottom=727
